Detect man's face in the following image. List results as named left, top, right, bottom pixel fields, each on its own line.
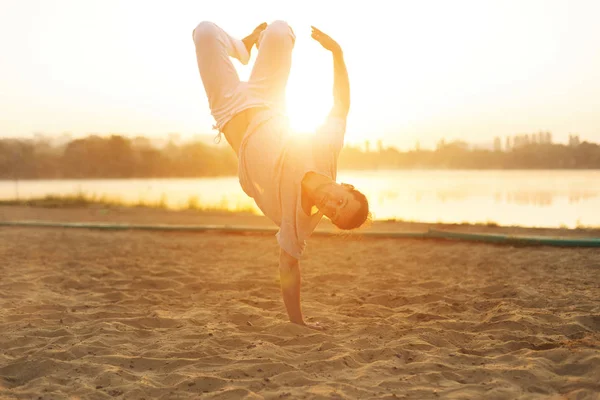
left=315, top=183, right=362, bottom=227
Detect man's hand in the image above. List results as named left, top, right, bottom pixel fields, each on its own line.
left=311, top=26, right=341, bottom=54
left=303, top=321, right=326, bottom=331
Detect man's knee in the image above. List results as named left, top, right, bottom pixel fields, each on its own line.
left=262, top=20, right=295, bottom=44
left=192, top=21, right=219, bottom=44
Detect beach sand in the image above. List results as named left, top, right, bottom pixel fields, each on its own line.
left=1, top=206, right=599, bottom=399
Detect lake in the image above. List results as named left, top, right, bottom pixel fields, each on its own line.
left=1, top=170, right=599, bottom=228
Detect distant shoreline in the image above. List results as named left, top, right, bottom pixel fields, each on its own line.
left=2, top=167, right=600, bottom=182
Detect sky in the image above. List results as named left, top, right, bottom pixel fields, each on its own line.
left=1, top=0, right=599, bottom=149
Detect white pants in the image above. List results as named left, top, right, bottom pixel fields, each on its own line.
left=192, top=21, right=296, bottom=132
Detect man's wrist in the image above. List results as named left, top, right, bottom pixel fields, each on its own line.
left=331, top=46, right=343, bottom=58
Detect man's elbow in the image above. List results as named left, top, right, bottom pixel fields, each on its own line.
left=279, top=251, right=300, bottom=290
left=279, top=249, right=299, bottom=269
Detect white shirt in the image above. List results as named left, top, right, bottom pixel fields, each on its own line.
left=238, top=109, right=346, bottom=259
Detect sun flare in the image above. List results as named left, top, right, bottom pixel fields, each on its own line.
left=285, top=95, right=329, bottom=134
left=285, top=70, right=332, bottom=134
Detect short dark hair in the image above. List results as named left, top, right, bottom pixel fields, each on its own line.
left=334, top=187, right=369, bottom=230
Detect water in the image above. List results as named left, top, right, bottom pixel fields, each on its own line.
left=1, top=170, right=599, bottom=228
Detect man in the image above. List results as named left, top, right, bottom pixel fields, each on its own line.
left=192, top=20, right=369, bottom=328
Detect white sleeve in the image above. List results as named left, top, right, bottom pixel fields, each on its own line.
left=276, top=224, right=305, bottom=260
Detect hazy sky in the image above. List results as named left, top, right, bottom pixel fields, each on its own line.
left=1, top=0, right=599, bottom=149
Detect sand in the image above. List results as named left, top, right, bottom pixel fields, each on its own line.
left=1, top=206, right=599, bottom=399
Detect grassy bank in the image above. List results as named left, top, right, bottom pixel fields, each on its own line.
left=2, top=194, right=598, bottom=231
left=0, top=193, right=258, bottom=214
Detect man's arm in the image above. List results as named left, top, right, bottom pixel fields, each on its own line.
left=311, top=26, right=350, bottom=118
left=279, top=248, right=304, bottom=325
left=330, top=48, right=350, bottom=118
left=279, top=248, right=325, bottom=330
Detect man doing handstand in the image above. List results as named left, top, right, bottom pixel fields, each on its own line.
left=192, top=20, right=369, bottom=328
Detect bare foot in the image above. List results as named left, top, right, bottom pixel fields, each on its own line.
left=242, top=22, right=267, bottom=55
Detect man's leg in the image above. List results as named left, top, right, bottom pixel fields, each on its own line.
left=192, top=21, right=251, bottom=131
left=248, top=21, right=296, bottom=114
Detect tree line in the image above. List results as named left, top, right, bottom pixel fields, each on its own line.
left=1, top=135, right=237, bottom=179
left=341, top=138, right=600, bottom=170
left=1, top=134, right=600, bottom=179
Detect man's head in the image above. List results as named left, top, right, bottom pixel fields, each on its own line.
left=314, top=182, right=369, bottom=230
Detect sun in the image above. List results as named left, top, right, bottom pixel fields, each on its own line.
left=236, top=31, right=337, bottom=135
left=285, top=84, right=331, bottom=135
left=284, top=48, right=333, bottom=135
